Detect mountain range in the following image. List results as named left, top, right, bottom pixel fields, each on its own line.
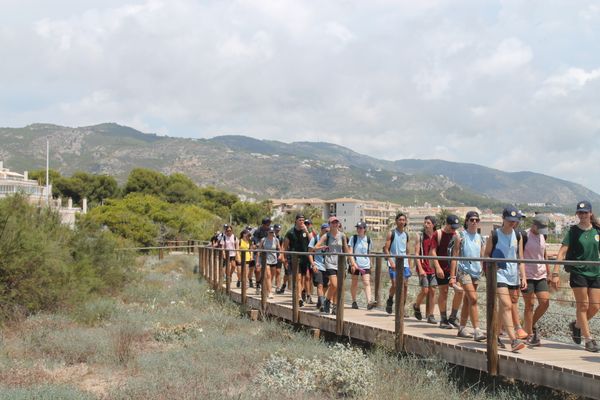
left=1, top=123, right=598, bottom=208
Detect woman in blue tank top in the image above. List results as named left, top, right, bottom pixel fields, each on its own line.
left=484, top=206, right=527, bottom=353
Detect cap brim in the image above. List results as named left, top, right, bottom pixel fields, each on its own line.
left=504, top=216, right=520, bottom=222
left=537, top=227, right=549, bottom=235
left=450, top=224, right=460, bottom=229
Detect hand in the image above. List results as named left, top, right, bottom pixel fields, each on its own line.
left=312, top=264, right=318, bottom=273
left=449, top=276, right=456, bottom=286
left=389, top=260, right=396, bottom=270
left=435, top=268, right=445, bottom=279
left=520, top=278, right=528, bottom=291
left=550, top=276, right=560, bottom=290
left=351, top=264, right=357, bottom=274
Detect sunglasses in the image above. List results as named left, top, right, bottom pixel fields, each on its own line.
left=469, top=218, right=480, bottom=222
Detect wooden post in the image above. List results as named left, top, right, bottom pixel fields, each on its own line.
left=336, top=254, right=346, bottom=336
left=374, top=256, right=382, bottom=306
left=486, top=262, right=499, bottom=376
left=291, top=254, right=299, bottom=324
left=187, top=240, right=190, bottom=254
left=241, top=250, right=247, bottom=305
left=159, top=248, right=164, bottom=261
left=217, top=248, right=224, bottom=292
left=213, top=249, right=219, bottom=290
left=261, top=252, right=268, bottom=313
left=207, top=248, right=212, bottom=283
left=394, top=256, right=406, bottom=352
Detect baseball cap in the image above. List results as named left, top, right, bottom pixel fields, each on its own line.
left=502, top=205, right=520, bottom=222
left=268, top=227, right=275, bottom=233
left=261, top=217, right=272, bottom=225
left=328, top=216, right=340, bottom=224
left=320, top=223, right=329, bottom=230
left=355, top=221, right=367, bottom=229
left=305, top=219, right=312, bottom=225
left=576, top=200, right=592, bottom=213
left=446, top=214, right=460, bottom=229
left=465, top=211, right=479, bottom=220
left=273, top=224, right=282, bottom=230
left=532, top=214, right=549, bottom=235
left=295, top=214, right=305, bottom=221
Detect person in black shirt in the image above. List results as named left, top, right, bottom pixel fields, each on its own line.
left=282, top=214, right=311, bottom=306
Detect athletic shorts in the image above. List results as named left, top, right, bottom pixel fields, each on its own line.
left=457, top=269, right=479, bottom=286
left=267, top=263, right=278, bottom=269
left=497, top=282, right=520, bottom=290
left=522, top=278, right=549, bottom=294
left=325, top=269, right=338, bottom=277
left=348, top=266, right=371, bottom=276
left=299, top=261, right=310, bottom=275
left=437, top=270, right=451, bottom=286
left=570, top=273, right=600, bottom=289
left=275, top=260, right=282, bottom=269
left=388, top=267, right=411, bottom=280
left=248, top=260, right=256, bottom=268
left=419, top=274, right=437, bottom=288
left=312, top=270, right=329, bottom=287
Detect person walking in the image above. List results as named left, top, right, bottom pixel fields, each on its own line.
left=314, top=216, right=352, bottom=315
left=238, top=229, right=252, bottom=288
left=484, top=205, right=527, bottom=352
left=282, top=214, right=311, bottom=307
left=219, top=224, right=239, bottom=287
left=557, top=200, right=600, bottom=352
left=430, top=215, right=462, bottom=329
left=451, top=211, right=486, bottom=342
left=521, top=214, right=554, bottom=346
left=309, top=223, right=330, bottom=311
left=413, top=216, right=438, bottom=324
left=259, top=227, right=280, bottom=298
left=348, top=222, right=376, bottom=310
left=383, top=213, right=412, bottom=315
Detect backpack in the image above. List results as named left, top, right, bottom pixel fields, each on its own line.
left=350, top=234, right=371, bottom=254
left=446, top=230, right=464, bottom=257
left=564, top=225, right=600, bottom=272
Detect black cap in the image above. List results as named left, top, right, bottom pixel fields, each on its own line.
left=465, top=211, right=479, bottom=220
left=273, top=224, right=282, bottom=230
left=502, top=205, right=520, bottom=222
left=268, top=227, right=275, bottom=233
left=355, top=221, right=367, bottom=229
left=446, top=214, right=460, bottom=229
left=305, top=219, right=312, bottom=225
left=576, top=200, right=592, bottom=213
left=262, top=217, right=272, bottom=225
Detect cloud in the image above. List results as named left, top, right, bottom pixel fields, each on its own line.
left=1, top=0, right=600, bottom=193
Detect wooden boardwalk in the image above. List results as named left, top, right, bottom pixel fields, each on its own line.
left=228, top=287, right=600, bottom=399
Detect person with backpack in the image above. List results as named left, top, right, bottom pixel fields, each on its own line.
left=484, top=205, right=527, bottom=353
left=252, top=218, right=272, bottom=290
left=430, top=214, right=462, bottom=329
left=451, top=211, right=486, bottom=342
left=219, top=224, right=239, bottom=287
left=521, top=214, right=554, bottom=346
left=383, top=213, right=412, bottom=315
left=273, top=224, right=284, bottom=293
left=557, top=200, right=600, bottom=353
left=314, top=216, right=353, bottom=314
left=309, top=223, right=330, bottom=311
left=259, top=227, right=280, bottom=298
left=348, top=222, right=376, bottom=310
left=282, top=214, right=311, bottom=306
left=238, top=229, right=252, bottom=288
left=413, top=216, right=438, bottom=324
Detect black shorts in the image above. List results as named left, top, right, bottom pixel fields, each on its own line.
left=275, top=260, right=282, bottom=269
left=312, top=270, right=329, bottom=287
left=348, top=266, right=371, bottom=276
left=325, top=269, right=339, bottom=276
left=299, top=261, right=310, bottom=275
left=267, top=263, right=277, bottom=269
left=570, top=273, right=600, bottom=289
left=497, top=282, right=520, bottom=290
left=437, top=270, right=451, bottom=286
left=248, top=260, right=256, bottom=268
left=522, top=279, right=549, bottom=294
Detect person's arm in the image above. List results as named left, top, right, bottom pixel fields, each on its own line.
left=449, top=234, right=461, bottom=286
left=430, top=231, right=443, bottom=278
left=383, top=232, right=395, bottom=270
left=280, top=237, right=289, bottom=264
left=414, top=234, right=424, bottom=276
left=518, top=234, right=527, bottom=290
left=345, top=236, right=357, bottom=272
left=313, top=233, right=328, bottom=250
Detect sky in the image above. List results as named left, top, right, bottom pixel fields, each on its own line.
left=2, top=0, right=600, bottom=192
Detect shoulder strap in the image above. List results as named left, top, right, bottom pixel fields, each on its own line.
left=351, top=234, right=358, bottom=253
left=367, top=235, right=371, bottom=252
left=389, top=229, right=395, bottom=246
left=436, top=229, right=442, bottom=244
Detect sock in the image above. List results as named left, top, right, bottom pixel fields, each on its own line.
left=441, top=311, right=447, bottom=320
left=584, top=337, right=593, bottom=343
left=450, top=309, right=458, bottom=319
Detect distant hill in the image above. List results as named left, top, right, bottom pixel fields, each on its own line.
left=1, top=123, right=598, bottom=207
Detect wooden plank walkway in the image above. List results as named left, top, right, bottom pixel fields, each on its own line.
left=229, top=287, right=600, bottom=399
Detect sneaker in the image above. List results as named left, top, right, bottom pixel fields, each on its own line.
left=301, top=290, right=307, bottom=302
left=256, top=283, right=261, bottom=290
left=585, top=339, right=599, bottom=353
left=268, top=294, right=274, bottom=299
left=331, top=304, right=337, bottom=316
left=367, top=301, right=376, bottom=310
left=316, top=297, right=322, bottom=310
left=323, top=299, right=331, bottom=314
left=515, top=328, right=528, bottom=340
left=498, top=337, right=506, bottom=349
left=570, top=321, right=582, bottom=345
left=511, top=339, right=526, bottom=353
left=426, top=315, right=437, bottom=324
left=527, top=327, right=540, bottom=346
left=275, top=287, right=285, bottom=295
left=385, top=297, right=393, bottom=314
left=473, top=331, right=487, bottom=342
left=413, top=304, right=422, bottom=320
left=255, top=288, right=260, bottom=295
left=447, top=317, right=460, bottom=329
left=457, top=328, right=471, bottom=338
left=439, top=319, right=452, bottom=329
left=236, top=280, right=241, bottom=288
left=249, top=280, right=254, bottom=288
left=352, top=301, right=359, bottom=309
left=299, top=299, right=304, bottom=307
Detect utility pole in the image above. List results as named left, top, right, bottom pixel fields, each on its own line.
left=46, top=136, right=50, bottom=205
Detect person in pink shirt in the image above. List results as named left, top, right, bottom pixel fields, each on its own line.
left=521, top=214, right=557, bottom=346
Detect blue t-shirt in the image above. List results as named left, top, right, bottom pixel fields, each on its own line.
left=349, top=235, right=371, bottom=269
left=458, top=231, right=483, bottom=278
left=495, top=228, right=519, bottom=286
left=388, top=229, right=410, bottom=272
left=308, top=235, right=326, bottom=271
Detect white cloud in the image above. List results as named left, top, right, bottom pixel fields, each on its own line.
left=536, top=67, right=600, bottom=98
left=473, top=37, right=533, bottom=75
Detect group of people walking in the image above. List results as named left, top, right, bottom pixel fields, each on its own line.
left=212, top=200, right=600, bottom=353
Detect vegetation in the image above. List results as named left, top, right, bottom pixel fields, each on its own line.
left=0, top=195, right=135, bottom=320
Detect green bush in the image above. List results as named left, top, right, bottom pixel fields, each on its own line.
left=0, top=195, right=135, bottom=320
